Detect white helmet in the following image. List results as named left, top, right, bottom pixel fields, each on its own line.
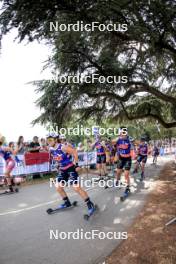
left=46, top=133, right=58, bottom=139
left=59, top=134, right=66, bottom=139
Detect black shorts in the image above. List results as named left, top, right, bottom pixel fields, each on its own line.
left=137, top=155, right=147, bottom=164
left=97, top=154, right=106, bottom=164
left=153, top=153, right=159, bottom=157
left=117, top=157, right=131, bottom=171
left=56, top=166, right=79, bottom=184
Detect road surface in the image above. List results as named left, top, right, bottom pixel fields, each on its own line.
left=0, top=156, right=173, bottom=264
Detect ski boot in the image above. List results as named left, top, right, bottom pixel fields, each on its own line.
left=120, top=186, right=131, bottom=201
left=58, top=200, right=72, bottom=209
left=4, top=185, right=16, bottom=193
left=84, top=203, right=98, bottom=220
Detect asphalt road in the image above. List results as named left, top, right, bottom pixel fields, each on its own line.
left=0, top=156, right=173, bottom=264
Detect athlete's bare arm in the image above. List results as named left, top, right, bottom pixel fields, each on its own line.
left=2, top=146, right=19, bottom=155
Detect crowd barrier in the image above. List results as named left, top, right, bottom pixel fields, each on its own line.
left=0, top=148, right=175, bottom=177
left=0, top=151, right=97, bottom=177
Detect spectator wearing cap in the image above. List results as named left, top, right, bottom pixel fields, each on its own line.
left=28, top=136, right=40, bottom=153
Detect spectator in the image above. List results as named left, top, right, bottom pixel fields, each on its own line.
left=40, top=138, right=48, bottom=152
left=17, top=136, right=26, bottom=154
left=153, top=145, right=159, bottom=164
left=160, top=145, right=164, bottom=156
left=70, top=139, right=76, bottom=148
left=28, top=136, right=40, bottom=153
left=9, top=142, right=15, bottom=149
left=77, top=142, right=85, bottom=152
left=28, top=137, right=41, bottom=179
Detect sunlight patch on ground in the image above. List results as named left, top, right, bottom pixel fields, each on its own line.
left=18, top=203, right=28, bottom=208
left=113, top=218, right=121, bottom=224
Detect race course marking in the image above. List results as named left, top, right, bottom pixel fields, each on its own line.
left=0, top=187, right=97, bottom=216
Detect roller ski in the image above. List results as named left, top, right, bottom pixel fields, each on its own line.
left=94, top=175, right=104, bottom=182
left=84, top=203, right=99, bottom=221
left=0, top=186, right=19, bottom=196
left=46, top=201, right=78, bottom=215
left=120, top=186, right=131, bottom=202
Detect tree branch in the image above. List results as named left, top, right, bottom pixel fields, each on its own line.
left=129, top=82, right=176, bottom=105
left=119, top=102, right=176, bottom=128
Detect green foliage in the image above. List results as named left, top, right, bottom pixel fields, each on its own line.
left=0, top=0, right=176, bottom=128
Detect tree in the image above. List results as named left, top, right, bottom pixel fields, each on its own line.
left=0, top=0, right=176, bottom=128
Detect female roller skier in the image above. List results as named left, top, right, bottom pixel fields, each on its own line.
left=47, top=133, right=96, bottom=215
left=0, top=136, right=19, bottom=192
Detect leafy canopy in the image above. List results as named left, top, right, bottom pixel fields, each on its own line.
left=0, top=0, right=176, bottom=128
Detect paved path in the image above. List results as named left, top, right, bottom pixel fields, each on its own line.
left=0, top=156, right=173, bottom=264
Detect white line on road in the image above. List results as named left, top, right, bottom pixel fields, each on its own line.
left=0, top=199, right=62, bottom=216
left=0, top=187, right=97, bottom=216
left=0, top=157, right=169, bottom=217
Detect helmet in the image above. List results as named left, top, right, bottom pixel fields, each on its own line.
left=59, top=134, right=66, bottom=139
left=140, top=136, right=146, bottom=142
left=119, top=127, right=128, bottom=136
left=46, top=133, right=58, bottom=139
left=129, top=136, right=135, bottom=142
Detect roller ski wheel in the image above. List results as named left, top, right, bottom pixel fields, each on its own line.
left=0, top=188, right=19, bottom=196
left=46, top=208, right=53, bottom=214
left=84, top=204, right=98, bottom=221
left=120, top=188, right=131, bottom=202
left=46, top=201, right=78, bottom=215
